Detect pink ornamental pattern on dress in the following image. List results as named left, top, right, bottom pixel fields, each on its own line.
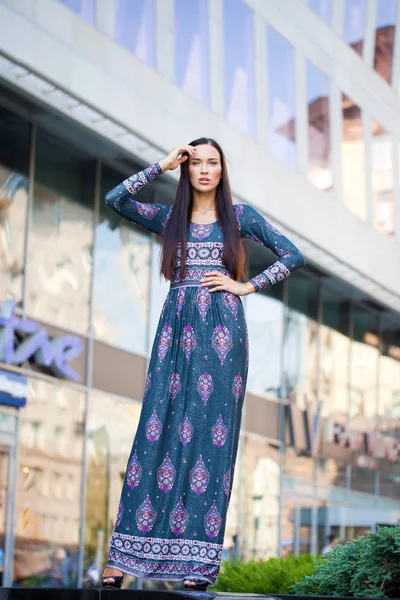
left=222, top=292, right=239, bottom=319
left=157, top=323, right=173, bottom=362
left=190, top=456, right=210, bottom=496
left=223, top=469, right=231, bottom=497
left=234, top=204, right=244, bottom=231
left=176, top=287, right=186, bottom=319
left=197, top=373, right=214, bottom=405
left=157, top=454, right=176, bottom=493
left=127, top=450, right=142, bottom=489
left=194, top=286, right=211, bottom=321
left=232, top=375, right=243, bottom=403
left=145, top=410, right=162, bottom=443
left=161, top=297, right=168, bottom=318
left=137, top=203, right=160, bottom=220
left=204, top=501, right=222, bottom=540
left=143, top=372, right=151, bottom=401
left=189, top=222, right=214, bottom=240
left=136, top=495, right=157, bottom=534
left=169, top=497, right=189, bottom=536
left=181, top=323, right=197, bottom=362
left=115, top=501, right=124, bottom=527
left=211, top=415, right=228, bottom=448
left=178, top=413, right=193, bottom=445
left=211, top=324, right=233, bottom=365
left=169, top=372, right=181, bottom=403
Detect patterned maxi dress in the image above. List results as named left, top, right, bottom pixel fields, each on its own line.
left=104, top=163, right=305, bottom=584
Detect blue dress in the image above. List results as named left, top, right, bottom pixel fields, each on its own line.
left=104, top=163, right=305, bottom=584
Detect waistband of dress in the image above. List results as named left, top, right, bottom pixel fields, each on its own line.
left=169, top=268, right=232, bottom=290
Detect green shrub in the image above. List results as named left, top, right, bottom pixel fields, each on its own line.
left=294, top=527, right=400, bottom=598
left=211, top=554, right=314, bottom=594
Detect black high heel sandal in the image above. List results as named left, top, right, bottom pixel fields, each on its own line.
left=184, top=578, right=209, bottom=592
left=101, top=574, right=124, bottom=589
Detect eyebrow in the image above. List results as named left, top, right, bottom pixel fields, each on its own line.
left=190, top=157, right=220, bottom=161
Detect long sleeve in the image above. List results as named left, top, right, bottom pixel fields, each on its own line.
left=104, top=163, right=172, bottom=236
left=235, top=204, right=306, bottom=292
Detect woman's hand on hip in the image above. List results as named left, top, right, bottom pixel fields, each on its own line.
left=200, top=272, right=255, bottom=296
left=158, top=145, right=196, bottom=172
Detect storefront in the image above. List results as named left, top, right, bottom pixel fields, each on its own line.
left=1, top=82, right=399, bottom=588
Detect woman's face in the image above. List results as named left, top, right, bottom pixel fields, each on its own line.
left=188, top=144, right=222, bottom=193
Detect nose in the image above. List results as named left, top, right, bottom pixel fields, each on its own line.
left=200, top=163, right=209, bottom=174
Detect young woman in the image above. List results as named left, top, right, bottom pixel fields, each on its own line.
left=101, top=138, right=305, bottom=591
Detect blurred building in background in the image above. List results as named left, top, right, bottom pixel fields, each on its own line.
left=0, top=0, right=400, bottom=589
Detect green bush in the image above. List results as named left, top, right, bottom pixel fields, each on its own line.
left=211, top=554, right=314, bottom=594
left=294, top=527, right=400, bottom=598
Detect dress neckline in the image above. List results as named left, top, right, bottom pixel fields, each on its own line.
left=190, top=220, right=218, bottom=225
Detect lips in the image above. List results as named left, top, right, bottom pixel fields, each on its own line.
left=199, top=179, right=211, bottom=184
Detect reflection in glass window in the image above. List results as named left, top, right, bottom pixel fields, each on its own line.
left=174, top=0, right=209, bottom=104
left=15, top=379, right=84, bottom=587
left=245, top=293, right=284, bottom=398
left=284, top=275, right=319, bottom=412
left=320, top=287, right=350, bottom=420
left=115, top=0, right=155, bottom=67
left=223, top=0, right=255, bottom=136
left=374, top=0, right=397, bottom=84
left=26, top=129, right=95, bottom=333
left=237, top=435, right=280, bottom=560
left=84, top=390, right=141, bottom=582
left=341, top=93, right=366, bottom=219
left=0, top=106, right=30, bottom=306
left=267, top=27, right=296, bottom=167
left=306, top=62, right=332, bottom=190
left=350, top=306, right=379, bottom=431
left=307, top=0, right=334, bottom=25
left=59, top=0, right=95, bottom=23
left=93, top=166, right=151, bottom=354
left=378, top=316, right=400, bottom=439
left=371, top=120, right=394, bottom=235
left=343, top=0, right=367, bottom=56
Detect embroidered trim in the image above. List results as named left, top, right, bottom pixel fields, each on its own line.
left=109, top=532, right=222, bottom=566
left=176, top=241, right=224, bottom=267
left=106, top=555, right=219, bottom=584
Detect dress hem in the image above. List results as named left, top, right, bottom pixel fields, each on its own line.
left=105, top=560, right=217, bottom=585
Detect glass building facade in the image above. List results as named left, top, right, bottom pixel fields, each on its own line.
left=0, top=0, right=400, bottom=590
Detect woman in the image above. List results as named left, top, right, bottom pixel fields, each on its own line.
left=101, top=138, right=305, bottom=591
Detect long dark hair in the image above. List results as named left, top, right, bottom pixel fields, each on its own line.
left=161, top=137, right=246, bottom=282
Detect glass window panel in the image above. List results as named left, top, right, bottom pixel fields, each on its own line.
left=320, top=287, right=350, bottom=420
left=378, top=315, right=400, bottom=439
left=284, top=275, right=319, bottom=412
left=374, top=0, right=397, bottom=84
left=237, top=434, right=280, bottom=560
left=349, top=306, right=379, bottom=431
left=245, top=293, right=284, bottom=398
left=223, top=0, right=255, bottom=136
left=59, top=0, right=95, bottom=23
left=343, top=0, right=367, bottom=56
left=14, top=379, right=84, bottom=587
left=371, top=120, right=394, bottom=236
left=26, top=129, right=94, bottom=333
left=267, top=26, right=296, bottom=167
left=115, top=0, right=155, bottom=67
left=0, top=106, right=30, bottom=307
left=341, top=94, right=366, bottom=219
left=307, top=61, right=332, bottom=191
left=83, top=390, right=141, bottom=585
left=174, top=0, right=209, bottom=104
left=307, top=0, right=334, bottom=25
left=350, top=465, right=375, bottom=494
left=93, top=165, right=151, bottom=354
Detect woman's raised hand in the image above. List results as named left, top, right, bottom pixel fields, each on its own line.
left=158, top=145, right=196, bottom=173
